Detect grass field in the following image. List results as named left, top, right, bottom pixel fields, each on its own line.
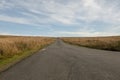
left=62, top=36, right=120, bottom=51
left=0, top=36, right=55, bottom=71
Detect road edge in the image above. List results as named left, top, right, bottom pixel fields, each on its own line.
left=0, top=43, right=52, bottom=74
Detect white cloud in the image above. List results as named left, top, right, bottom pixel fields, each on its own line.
left=0, top=32, right=29, bottom=36
left=57, top=31, right=119, bottom=37
left=0, top=0, right=120, bottom=36
left=56, top=24, right=120, bottom=37
left=0, top=32, right=11, bottom=35
left=0, top=15, right=33, bottom=25
left=1, top=0, right=120, bottom=24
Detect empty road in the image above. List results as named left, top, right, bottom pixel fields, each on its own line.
left=0, top=39, right=120, bottom=80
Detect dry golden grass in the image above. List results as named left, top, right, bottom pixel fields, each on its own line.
left=62, top=36, right=120, bottom=51
left=0, top=36, right=54, bottom=59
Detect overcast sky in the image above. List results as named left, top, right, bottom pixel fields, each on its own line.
left=0, top=0, right=120, bottom=37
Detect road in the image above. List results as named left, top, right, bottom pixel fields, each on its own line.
left=0, top=39, right=120, bottom=80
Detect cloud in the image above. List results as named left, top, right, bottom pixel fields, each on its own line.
left=0, top=14, right=33, bottom=25
left=0, top=32, right=11, bottom=35
left=1, top=0, right=120, bottom=24
left=56, top=24, right=120, bottom=37
left=57, top=31, right=119, bottom=37
left=0, top=32, right=28, bottom=36
left=0, top=0, right=120, bottom=36
left=0, top=0, right=14, bottom=9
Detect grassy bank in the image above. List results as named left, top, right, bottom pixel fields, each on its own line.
left=0, top=36, right=55, bottom=72
left=62, top=36, right=120, bottom=51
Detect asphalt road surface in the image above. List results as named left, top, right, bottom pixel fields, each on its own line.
left=0, top=39, right=120, bottom=80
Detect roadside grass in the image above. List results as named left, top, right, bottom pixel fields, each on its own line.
left=62, top=36, right=120, bottom=51
left=0, top=50, right=34, bottom=72
left=0, top=36, right=55, bottom=72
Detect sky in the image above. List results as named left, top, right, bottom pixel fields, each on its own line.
left=0, top=0, right=120, bottom=37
